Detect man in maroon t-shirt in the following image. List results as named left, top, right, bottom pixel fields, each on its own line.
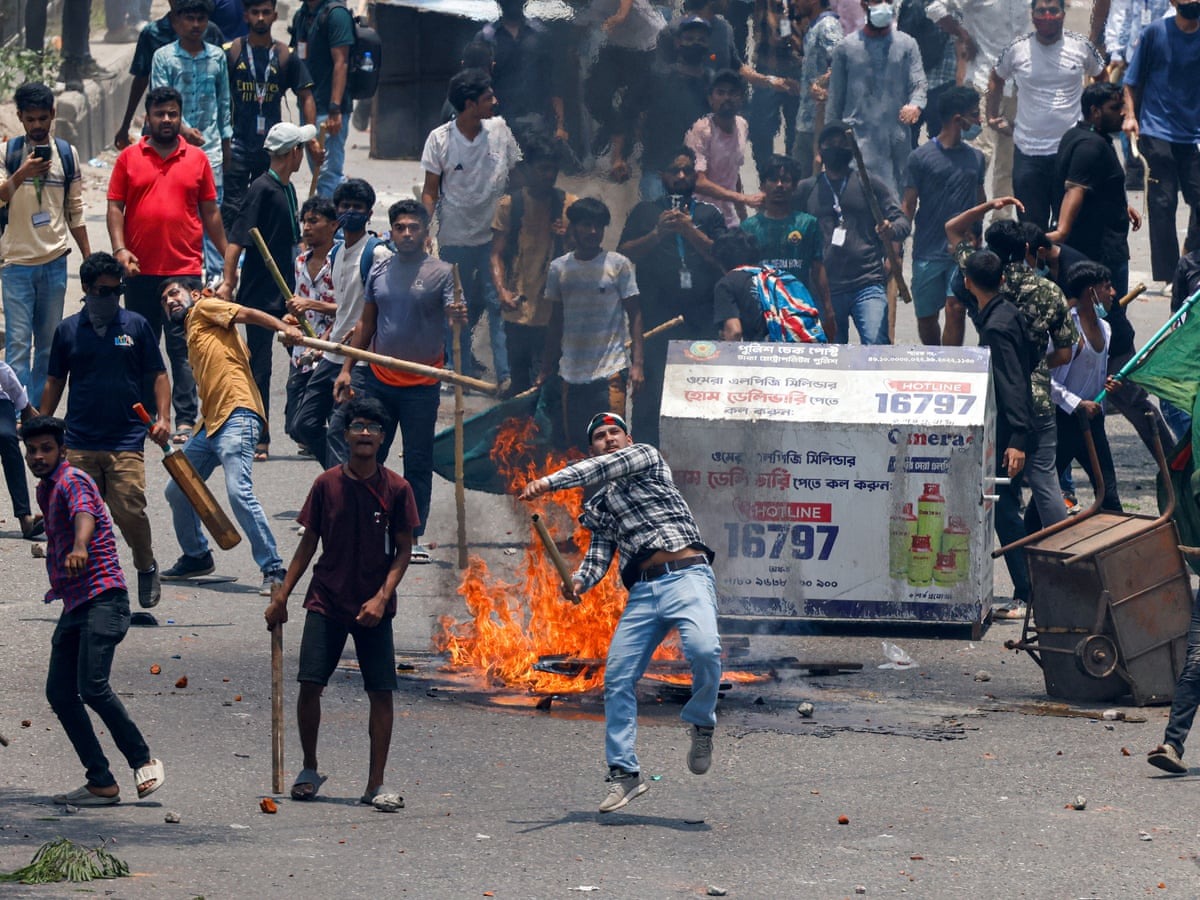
left=264, top=395, right=419, bottom=805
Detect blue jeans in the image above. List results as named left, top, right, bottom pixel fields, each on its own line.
left=310, top=112, right=347, bottom=198
left=439, top=243, right=509, bottom=383
left=604, top=565, right=722, bottom=774
left=1164, top=588, right=1200, bottom=754
left=46, top=589, right=151, bottom=789
left=829, top=282, right=889, bottom=345
left=164, top=408, right=282, bottom=574
left=2, top=254, right=68, bottom=408
left=1023, top=411, right=1068, bottom=533
left=202, top=181, right=224, bottom=282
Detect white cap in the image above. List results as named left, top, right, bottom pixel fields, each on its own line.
left=263, top=122, right=318, bottom=154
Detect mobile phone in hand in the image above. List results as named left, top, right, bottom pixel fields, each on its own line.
left=33, top=145, right=52, bottom=162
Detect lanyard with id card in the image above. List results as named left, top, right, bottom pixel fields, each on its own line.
left=823, top=173, right=849, bottom=247
left=356, top=470, right=393, bottom=557
left=671, top=195, right=695, bottom=289
left=245, top=42, right=278, bottom=135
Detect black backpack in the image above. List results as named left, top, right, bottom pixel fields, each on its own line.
left=0, top=136, right=78, bottom=235
left=302, top=0, right=383, bottom=101
left=897, top=0, right=951, bottom=77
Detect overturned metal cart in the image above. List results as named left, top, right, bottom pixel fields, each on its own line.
left=997, top=413, right=1193, bottom=706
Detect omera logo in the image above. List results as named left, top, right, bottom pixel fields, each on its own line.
left=888, top=428, right=972, bottom=447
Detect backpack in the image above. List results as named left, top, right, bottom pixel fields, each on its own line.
left=0, top=136, right=78, bottom=235
left=735, top=266, right=827, bottom=343
left=331, top=233, right=392, bottom=285
left=300, top=0, right=382, bottom=101
left=896, top=0, right=951, bottom=77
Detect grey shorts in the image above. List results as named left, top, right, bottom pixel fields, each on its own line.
left=297, top=609, right=398, bottom=693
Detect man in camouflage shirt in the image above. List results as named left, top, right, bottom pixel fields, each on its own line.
left=947, top=197, right=1077, bottom=616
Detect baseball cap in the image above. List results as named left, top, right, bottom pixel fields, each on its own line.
left=586, top=412, right=630, bottom=442
left=263, top=122, right=318, bottom=154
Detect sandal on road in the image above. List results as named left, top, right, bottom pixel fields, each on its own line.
left=291, top=768, right=327, bottom=801
left=53, top=784, right=121, bottom=806
left=171, top=424, right=193, bottom=445
left=134, top=758, right=166, bottom=799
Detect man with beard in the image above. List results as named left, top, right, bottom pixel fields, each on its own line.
left=222, top=0, right=319, bottom=226
left=107, top=86, right=227, bottom=447
left=41, top=253, right=170, bottom=610
left=157, top=277, right=303, bottom=593
left=618, top=149, right=726, bottom=446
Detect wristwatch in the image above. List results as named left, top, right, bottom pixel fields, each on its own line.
left=328, top=102, right=342, bottom=114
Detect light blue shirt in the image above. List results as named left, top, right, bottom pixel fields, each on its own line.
left=150, top=41, right=232, bottom=177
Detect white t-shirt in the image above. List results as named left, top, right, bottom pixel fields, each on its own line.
left=326, top=234, right=394, bottom=366
left=1050, top=307, right=1110, bottom=413
left=545, top=250, right=639, bottom=384
left=993, top=31, right=1105, bottom=156
left=421, top=117, right=521, bottom=247
left=586, top=0, right=665, bottom=51
left=0, top=360, right=30, bottom=409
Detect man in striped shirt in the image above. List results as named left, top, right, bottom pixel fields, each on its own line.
left=519, top=411, right=721, bottom=813
left=24, top=416, right=165, bottom=807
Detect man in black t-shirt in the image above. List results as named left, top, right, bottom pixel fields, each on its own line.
left=223, top=0, right=319, bottom=227
left=218, top=123, right=314, bottom=450
left=617, top=148, right=726, bottom=446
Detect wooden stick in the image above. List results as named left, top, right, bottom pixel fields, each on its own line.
left=844, top=126, right=913, bottom=304
left=248, top=227, right=317, bottom=338
left=531, top=514, right=580, bottom=604
left=284, top=334, right=500, bottom=394
left=1119, top=282, right=1147, bottom=308
left=271, top=626, right=284, bottom=794
left=452, top=266, right=468, bottom=570
left=511, top=315, right=687, bottom=402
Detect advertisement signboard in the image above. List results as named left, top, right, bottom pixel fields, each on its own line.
left=660, top=341, right=997, bottom=628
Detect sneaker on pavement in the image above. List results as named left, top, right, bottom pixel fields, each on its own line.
left=137, top=563, right=161, bottom=609
left=161, top=552, right=215, bottom=580
left=79, top=56, right=117, bottom=80
left=1147, top=743, right=1188, bottom=774
left=598, top=768, right=647, bottom=813
left=410, top=543, right=432, bottom=564
left=260, top=569, right=286, bottom=596
left=687, top=724, right=714, bottom=775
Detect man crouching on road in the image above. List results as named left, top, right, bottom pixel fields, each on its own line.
left=518, top=411, right=722, bottom=813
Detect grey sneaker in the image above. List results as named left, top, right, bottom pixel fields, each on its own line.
left=598, top=769, right=647, bottom=813
left=137, top=563, right=161, bottom=609
left=260, top=569, right=286, bottom=596
left=1147, top=744, right=1187, bottom=774
left=687, top=725, right=714, bottom=775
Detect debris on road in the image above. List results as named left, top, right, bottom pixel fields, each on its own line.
left=973, top=671, right=991, bottom=682
left=260, top=798, right=278, bottom=814
left=797, top=701, right=815, bottom=717
left=164, top=811, right=181, bottom=824
left=1067, top=795, right=1087, bottom=810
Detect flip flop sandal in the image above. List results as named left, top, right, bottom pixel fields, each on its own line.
left=53, top=785, right=121, bottom=806
left=291, top=768, right=328, bottom=801
left=134, top=758, right=166, bottom=799
left=172, top=425, right=194, bottom=445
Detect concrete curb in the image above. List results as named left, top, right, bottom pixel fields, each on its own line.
left=52, top=71, right=136, bottom=160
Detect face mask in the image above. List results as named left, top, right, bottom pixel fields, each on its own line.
left=1179, top=2, right=1200, bottom=19
left=960, top=122, right=982, bottom=142
left=84, top=294, right=120, bottom=330
left=338, top=210, right=370, bottom=233
left=678, top=43, right=708, bottom=64
left=1035, top=261, right=1050, bottom=278
left=867, top=3, right=894, bottom=28
left=821, top=147, right=853, bottom=170
left=1090, top=289, right=1109, bottom=318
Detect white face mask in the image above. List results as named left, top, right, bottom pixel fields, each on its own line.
left=867, top=3, right=894, bottom=28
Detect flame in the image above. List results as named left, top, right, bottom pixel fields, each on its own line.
left=435, top=417, right=696, bottom=694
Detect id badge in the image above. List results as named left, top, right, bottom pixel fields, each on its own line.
left=680, top=267, right=693, bottom=290
left=31, top=210, right=52, bottom=228
left=297, top=41, right=307, bottom=60
left=256, top=115, right=266, bottom=135
left=831, top=226, right=847, bottom=247
left=1140, top=3, right=1152, bottom=25
left=780, top=16, right=792, bottom=37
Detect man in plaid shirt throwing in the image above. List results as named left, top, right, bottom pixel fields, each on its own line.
left=519, top=411, right=721, bottom=813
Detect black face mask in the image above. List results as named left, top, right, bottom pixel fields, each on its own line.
left=821, top=147, right=853, bottom=170
left=678, top=43, right=708, bottom=64
left=1179, top=2, right=1200, bottom=20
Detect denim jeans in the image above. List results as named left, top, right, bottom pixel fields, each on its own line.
left=829, top=282, right=889, bottom=345
left=1163, top=588, right=1200, bottom=754
left=605, top=565, right=722, bottom=774
left=46, top=589, right=151, bottom=789
left=327, top=367, right=439, bottom=538
left=439, top=243, right=509, bottom=383
left=164, top=408, right=282, bottom=573
left=202, top=181, right=224, bottom=282
left=310, top=112, right=347, bottom=198
left=2, top=255, right=67, bottom=408
left=1022, top=411, right=1068, bottom=534
left=0, top=398, right=31, bottom=517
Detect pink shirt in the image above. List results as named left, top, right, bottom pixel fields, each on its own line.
left=685, top=114, right=750, bottom=228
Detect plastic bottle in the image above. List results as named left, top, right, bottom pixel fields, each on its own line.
left=916, top=482, right=945, bottom=554
left=907, top=534, right=934, bottom=587
left=941, top=515, right=970, bottom=582
left=888, top=502, right=918, bottom=578
left=933, top=552, right=959, bottom=587
left=360, top=51, right=374, bottom=73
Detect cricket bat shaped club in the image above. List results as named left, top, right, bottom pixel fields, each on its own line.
left=134, top=404, right=242, bottom=550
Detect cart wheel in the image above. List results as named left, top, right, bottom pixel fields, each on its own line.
left=1074, top=634, right=1119, bottom=679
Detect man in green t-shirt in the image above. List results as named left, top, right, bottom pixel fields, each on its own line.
left=739, top=154, right=828, bottom=309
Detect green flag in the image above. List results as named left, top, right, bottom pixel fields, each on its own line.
left=1128, top=311, right=1200, bottom=453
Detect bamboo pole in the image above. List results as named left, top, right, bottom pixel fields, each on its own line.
left=271, top=626, right=284, bottom=794
left=531, top=514, right=580, bottom=604
left=452, top=265, right=468, bottom=570
left=283, top=334, right=500, bottom=394
left=248, top=227, right=317, bottom=338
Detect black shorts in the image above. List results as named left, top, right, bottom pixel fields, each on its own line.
left=297, top=609, right=398, bottom=693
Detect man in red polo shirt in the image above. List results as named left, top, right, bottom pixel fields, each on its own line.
left=107, top=85, right=228, bottom=445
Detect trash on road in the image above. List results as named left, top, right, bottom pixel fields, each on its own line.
left=879, top=642, right=916, bottom=669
